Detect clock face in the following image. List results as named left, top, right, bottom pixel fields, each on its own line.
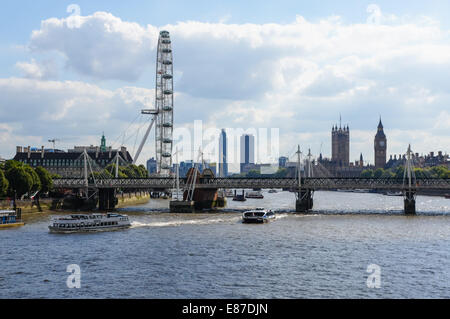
left=379, top=141, right=385, bottom=147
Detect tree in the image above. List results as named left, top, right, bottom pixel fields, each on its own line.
left=360, top=169, right=374, bottom=178
left=6, top=165, right=33, bottom=198
left=51, top=173, right=62, bottom=179
left=35, top=166, right=53, bottom=193
left=138, top=164, right=149, bottom=178
left=373, top=168, right=384, bottom=179
left=0, top=170, right=9, bottom=197
left=24, top=165, right=41, bottom=193
left=381, top=170, right=395, bottom=178
left=393, top=166, right=404, bottom=179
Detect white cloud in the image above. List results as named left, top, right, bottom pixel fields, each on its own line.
left=0, top=77, right=156, bottom=162
left=15, top=59, right=58, bottom=79
left=1, top=11, right=449, bottom=164
left=30, top=12, right=159, bottom=81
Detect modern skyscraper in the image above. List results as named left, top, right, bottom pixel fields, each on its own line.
left=240, top=134, right=255, bottom=173
left=219, top=129, right=228, bottom=177
left=147, top=157, right=157, bottom=175
left=374, top=118, right=387, bottom=169
left=278, top=156, right=288, bottom=168
left=331, top=120, right=350, bottom=167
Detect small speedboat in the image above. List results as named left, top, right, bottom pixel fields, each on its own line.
left=49, top=213, right=131, bottom=233
left=242, top=208, right=275, bottom=223
left=268, top=189, right=278, bottom=193
left=445, top=194, right=450, bottom=199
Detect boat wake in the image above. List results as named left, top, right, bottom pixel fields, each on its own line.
left=131, top=216, right=241, bottom=228
left=274, top=213, right=290, bottom=220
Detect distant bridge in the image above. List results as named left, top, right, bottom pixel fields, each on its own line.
left=53, top=177, right=450, bottom=190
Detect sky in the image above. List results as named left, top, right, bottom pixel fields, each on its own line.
left=0, top=0, right=449, bottom=170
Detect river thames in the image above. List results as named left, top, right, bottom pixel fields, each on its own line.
left=0, top=190, right=449, bottom=298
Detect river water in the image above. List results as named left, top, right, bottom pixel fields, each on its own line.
left=0, top=190, right=449, bottom=298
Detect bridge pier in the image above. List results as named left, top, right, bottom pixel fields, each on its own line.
left=170, top=200, right=195, bottom=213
left=404, top=190, right=416, bottom=215
left=295, top=189, right=313, bottom=213
left=98, top=188, right=117, bottom=211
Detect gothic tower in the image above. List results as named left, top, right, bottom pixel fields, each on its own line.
left=374, top=118, right=387, bottom=169
left=100, top=133, right=106, bottom=152
left=331, top=120, right=350, bottom=167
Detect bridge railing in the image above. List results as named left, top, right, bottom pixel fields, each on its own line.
left=52, top=177, right=450, bottom=190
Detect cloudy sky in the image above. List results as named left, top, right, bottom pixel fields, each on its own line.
left=0, top=0, right=449, bottom=171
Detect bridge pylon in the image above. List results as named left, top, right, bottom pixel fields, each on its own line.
left=295, top=146, right=314, bottom=213
left=403, top=144, right=416, bottom=215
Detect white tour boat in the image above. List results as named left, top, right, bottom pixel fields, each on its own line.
left=49, top=213, right=131, bottom=233
left=242, top=208, right=275, bottom=223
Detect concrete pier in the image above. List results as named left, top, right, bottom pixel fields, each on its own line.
left=404, top=190, right=416, bottom=215
left=170, top=200, right=195, bottom=213
left=98, top=188, right=117, bottom=211
left=295, top=189, right=313, bottom=213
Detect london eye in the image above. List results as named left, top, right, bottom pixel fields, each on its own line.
left=155, top=30, right=174, bottom=176
left=132, top=30, right=174, bottom=176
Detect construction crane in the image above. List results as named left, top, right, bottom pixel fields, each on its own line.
left=48, top=139, right=60, bottom=150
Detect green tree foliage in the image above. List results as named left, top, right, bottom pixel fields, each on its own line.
left=381, top=170, right=395, bottom=178
left=104, top=163, right=148, bottom=178
left=0, top=161, right=57, bottom=198
left=5, top=165, right=33, bottom=197
left=51, top=173, right=62, bottom=179
left=373, top=168, right=384, bottom=178
left=359, top=165, right=450, bottom=179
left=138, top=164, right=149, bottom=178
left=360, top=169, right=374, bottom=178
left=393, top=166, right=404, bottom=179
left=0, top=170, right=9, bottom=197
left=24, top=165, right=41, bottom=193
left=35, top=166, right=53, bottom=192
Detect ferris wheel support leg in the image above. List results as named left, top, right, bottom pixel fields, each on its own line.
left=133, top=115, right=156, bottom=165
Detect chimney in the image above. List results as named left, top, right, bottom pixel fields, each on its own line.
left=27, top=146, right=31, bottom=159
left=16, top=146, right=22, bottom=153
left=41, top=146, right=45, bottom=159
left=109, top=148, right=112, bottom=159
left=96, top=146, right=99, bottom=159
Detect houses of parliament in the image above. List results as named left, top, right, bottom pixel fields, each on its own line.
left=318, top=117, right=387, bottom=177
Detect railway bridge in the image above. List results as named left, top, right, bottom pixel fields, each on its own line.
left=53, top=176, right=450, bottom=214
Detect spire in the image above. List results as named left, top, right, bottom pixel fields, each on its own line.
left=378, top=116, right=383, bottom=129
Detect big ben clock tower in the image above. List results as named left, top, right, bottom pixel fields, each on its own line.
left=374, top=118, right=387, bottom=169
